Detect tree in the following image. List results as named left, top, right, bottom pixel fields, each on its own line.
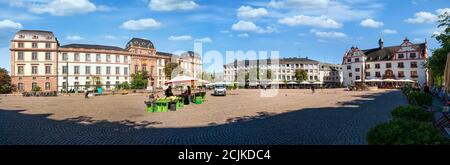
left=131, top=71, right=149, bottom=89
left=427, top=11, right=450, bottom=85
left=295, top=69, right=308, bottom=83
left=0, top=68, right=12, bottom=94
left=32, top=85, right=41, bottom=92
left=121, top=82, right=130, bottom=89
left=164, top=62, right=179, bottom=79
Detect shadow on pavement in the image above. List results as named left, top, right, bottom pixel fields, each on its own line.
left=0, top=90, right=406, bottom=145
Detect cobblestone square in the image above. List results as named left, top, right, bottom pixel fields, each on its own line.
left=0, top=89, right=406, bottom=145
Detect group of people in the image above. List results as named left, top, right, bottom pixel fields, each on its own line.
left=164, top=86, right=193, bottom=104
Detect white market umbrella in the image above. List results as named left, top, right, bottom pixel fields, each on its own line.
left=165, top=75, right=197, bottom=84
left=300, top=81, right=311, bottom=85
left=288, top=81, right=298, bottom=84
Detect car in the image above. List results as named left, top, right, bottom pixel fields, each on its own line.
left=213, top=84, right=227, bottom=96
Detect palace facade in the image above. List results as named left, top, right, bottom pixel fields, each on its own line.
left=342, top=38, right=428, bottom=87
left=223, top=57, right=341, bottom=85
left=10, top=30, right=202, bottom=92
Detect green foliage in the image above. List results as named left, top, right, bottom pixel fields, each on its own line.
left=131, top=71, right=149, bottom=89
left=427, top=11, right=450, bottom=85
left=0, top=67, right=12, bottom=94
left=32, top=85, right=41, bottom=92
left=294, top=69, right=308, bottom=82
left=406, top=91, right=432, bottom=106
left=367, top=119, right=448, bottom=145
left=121, top=82, right=130, bottom=89
left=391, top=105, right=433, bottom=122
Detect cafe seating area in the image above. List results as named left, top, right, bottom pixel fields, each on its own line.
left=144, top=92, right=207, bottom=113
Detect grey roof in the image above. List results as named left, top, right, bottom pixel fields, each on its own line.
left=61, top=44, right=127, bottom=51
left=156, top=52, right=174, bottom=57
left=13, top=30, right=57, bottom=41
left=280, top=57, right=319, bottom=63
left=126, top=38, right=155, bottom=49
left=362, top=43, right=426, bottom=62
left=224, top=57, right=320, bottom=67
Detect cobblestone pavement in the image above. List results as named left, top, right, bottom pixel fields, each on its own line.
left=0, top=89, right=407, bottom=145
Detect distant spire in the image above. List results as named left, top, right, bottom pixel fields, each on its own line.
left=378, top=37, right=384, bottom=49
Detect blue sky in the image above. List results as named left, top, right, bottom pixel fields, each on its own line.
left=0, top=0, right=449, bottom=73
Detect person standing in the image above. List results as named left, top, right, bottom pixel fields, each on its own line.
left=165, top=86, right=173, bottom=97
left=311, top=85, right=315, bottom=94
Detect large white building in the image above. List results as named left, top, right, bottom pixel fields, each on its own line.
left=319, top=63, right=343, bottom=87
left=223, top=57, right=328, bottom=84
left=342, top=38, right=428, bottom=87
left=10, top=30, right=203, bottom=93
left=58, top=44, right=131, bottom=92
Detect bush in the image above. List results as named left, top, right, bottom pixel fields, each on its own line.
left=367, top=119, right=449, bottom=145
left=391, top=105, right=433, bottom=122
left=407, top=91, right=432, bottom=106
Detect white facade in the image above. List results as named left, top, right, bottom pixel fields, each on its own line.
left=223, top=58, right=321, bottom=83
left=342, top=38, right=428, bottom=87
left=319, top=64, right=343, bottom=86
left=57, top=48, right=131, bottom=92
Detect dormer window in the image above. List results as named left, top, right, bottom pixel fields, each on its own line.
left=32, top=35, right=39, bottom=39
left=46, top=36, right=52, bottom=40
left=18, top=35, right=25, bottom=39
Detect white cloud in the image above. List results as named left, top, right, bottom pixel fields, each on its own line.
left=268, top=0, right=379, bottom=22
left=66, top=35, right=84, bottom=41
left=220, top=30, right=230, bottom=34
left=382, top=29, right=397, bottom=34
left=237, top=6, right=268, bottom=19
left=149, top=0, right=199, bottom=11
left=311, top=30, right=347, bottom=38
left=237, top=33, right=249, bottom=38
left=0, top=19, right=23, bottom=30
left=360, top=18, right=384, bottom=28
left=168, top=35, right=192, bottom=41
left=405, top=11, right=438, bottom=24
left=194, top=37, right=212, bottom=43
left=436, top=8, right=450, bottom=15
left=120, top=18, right=161, bottom=30
left=231, top=21, right=275, bottom=34
left=278, top=15, right=342, bottom=29
left=29, top=0, right=97, bottom=16
left=269, top=0, right=329, bottom=9
left=4, top=0, right=114, bottom=16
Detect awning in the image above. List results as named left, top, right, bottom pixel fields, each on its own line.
left=288, top=81, right=298, bottom=84
left=165, top=75, right=197, bottom=84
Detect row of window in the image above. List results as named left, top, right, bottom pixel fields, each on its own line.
left=61, top=53, right=128, bottom=63
left=17, top=42, right=52, bottom=49
left=346, top=53, right=418, bottom=63
left=17, top=82, right=52, bottom=91
left=347, top=62, right=418, bottom=70
left=62, top=66, right=129, bottom=75
left=348, top=71, right=418, bottom=78
left=17, top=65, right=52, bottom=75
left=17, top=52, right=52, bottom=61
